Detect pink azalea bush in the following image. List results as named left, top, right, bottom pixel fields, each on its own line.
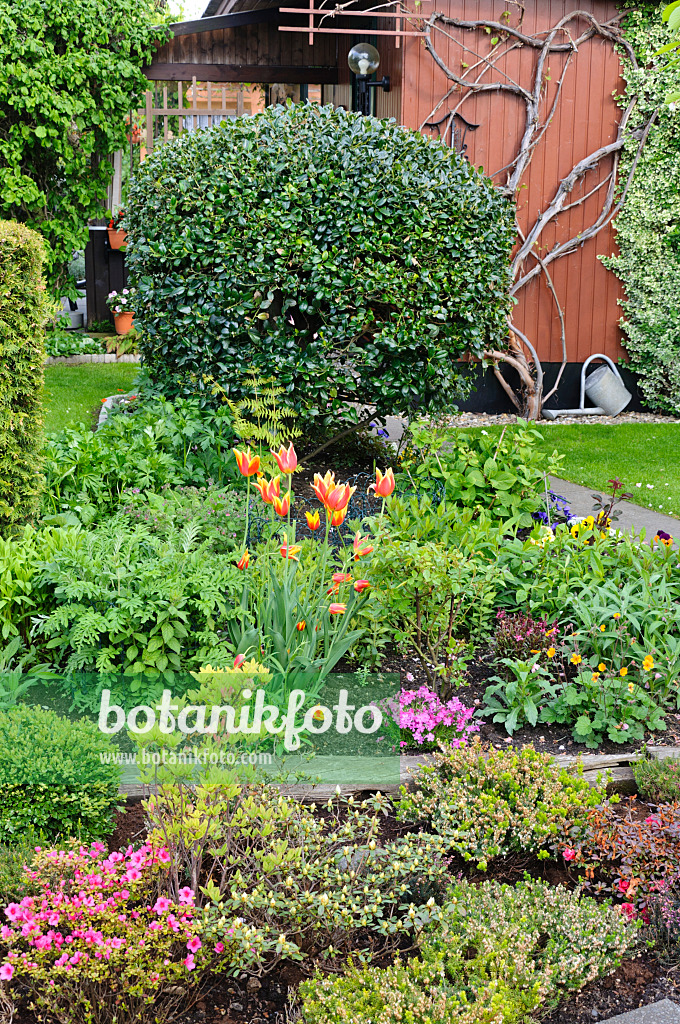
left=0, top=841, right=234, bottom=1024
left=383, top=686, right=479, bottom=750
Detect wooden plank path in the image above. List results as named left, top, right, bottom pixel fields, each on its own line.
left=119, top=745, right=680, bottom=802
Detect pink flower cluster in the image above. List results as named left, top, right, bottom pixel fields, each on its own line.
left=0, top=841, right=226, bottom=989
left=385, top=686, right=479, bottom=749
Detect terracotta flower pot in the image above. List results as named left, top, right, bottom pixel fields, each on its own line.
left=108, top=227, right=127, bottom=250
left=114, top=311, right=134, bottom=335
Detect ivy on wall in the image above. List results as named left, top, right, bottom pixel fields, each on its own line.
left=603, top=3, right=680, bottom=413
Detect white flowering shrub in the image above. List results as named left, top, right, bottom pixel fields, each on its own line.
left=397, top=739, right=602, bottom=869
left=299, top=877, right=639, bottom=1024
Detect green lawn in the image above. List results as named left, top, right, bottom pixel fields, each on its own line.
left=42, top=363, right=140, bottom=433
left=461, top=422, right=680, bottom=520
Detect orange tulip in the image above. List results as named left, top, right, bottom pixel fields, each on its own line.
left=370, top=467, right=395, bottom=498
left=254, top=475, right=280, bottom=504
left=232, top=447, right=260, bottom=477
left=273, top=491, right=292, bottom=517
left=271, top=442, right=298, bottom=475
left=237, top=549, right=250, bottom=570
left=330, top=505, right=349, bottom=527
left=296, top=620, right=306, bottom=631
left=305, top=510, right=321, bottom=531
left=233, top=654, right=245, bottom=668
left=328, top=603, right=346, bottom=615
left=311, top=471, right=335, bottom=505
left=280, top=541, right=301, bottom=561
left=353, top=531, right=374, bottom=560
left=354, top=579, right=370, bottom=593
left=325, top=481, right=356, bottom=513
left=332, top=573, right=353, bottom=584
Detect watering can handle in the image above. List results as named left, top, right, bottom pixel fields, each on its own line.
left=579, top=354, right=624, bottom=410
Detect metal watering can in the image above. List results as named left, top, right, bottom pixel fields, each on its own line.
left=542, top=354, right=632, bottom=420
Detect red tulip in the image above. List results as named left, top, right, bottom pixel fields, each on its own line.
left=296, top=620, right=306, bottom=631
left=328, top=603, right=346, bottom=615
left=271, top=442, right=298, bottom=475
left=332, top=572, right=353, bottom=584
left=273, top=491, right=291, bottom=517
left=353, top=531, right=374, bottom=560
left=305, top=510, right=321, bottom=531
left=233, top=654, right=246, bottom=669
left=354, top=579, right=370, bottom=593
left=311, top=470, right=334, bottom=506
left=370, top=467, right=395, bottom=498
left=325, top=481, right=356, bottom=513
left=232, top=447, right=260, bottom=477
left=237, top=549, right=250, bottom=570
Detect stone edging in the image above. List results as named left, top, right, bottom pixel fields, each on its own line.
left=44, top=353, right=141, bottom=366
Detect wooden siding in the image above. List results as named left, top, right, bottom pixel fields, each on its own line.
left=152, top=18, right=338, bottom=76
left=400, top=0, right=625, bottom=364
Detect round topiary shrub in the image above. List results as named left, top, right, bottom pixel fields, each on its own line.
left=0, top=704, right=122, bottom=841
left=125, top=103, right=515, bottom=427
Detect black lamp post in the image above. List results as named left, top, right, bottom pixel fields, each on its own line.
left=348, top=43, right=390, bottom=115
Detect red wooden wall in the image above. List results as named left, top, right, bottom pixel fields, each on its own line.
left=400, top=0, right=625, bottom=364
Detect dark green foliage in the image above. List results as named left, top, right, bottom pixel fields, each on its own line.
left=0, top=220, right=51, bottom=531
left=0, top=0, right=169, bottom=296
left=0, top=704, right=121, bottom=841
left=125, top=103, right=515, bottom=428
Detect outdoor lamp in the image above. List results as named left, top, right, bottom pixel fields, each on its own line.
left=347, top=43, right=390, bottom=115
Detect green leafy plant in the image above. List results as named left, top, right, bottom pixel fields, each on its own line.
left=42, top=394, right=238, bottom=522
left=299, top=878, right=637, bottom=1024
left=0, top=220, right=53, bottom=531
left=149, top=784, right=446, bottom=972
left=0, top=1, right=170, bottom=296
left=632, top=750, right=680, bottom=803
left=118, top=485, right=246, bottom=554
left=400, top=418, right=562, bottom=528
left=479, top=656, right=558, bottom=734
left=0, top=704, right=121, bottom=841
left=33, top=523, right=245, bottom=681
left=125, top=103, right=514, bottom=429
left=0, top=828, right=42, bottom=905
left=368, top=536, right=496, bottom=687
left=397, top=739, right=602, bottom=870
left=541, top=665, right=666, bottom=748
left=45, top=325, right=104, bottom=358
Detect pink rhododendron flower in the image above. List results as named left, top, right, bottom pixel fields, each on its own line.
left=0, top=963, right=13, bottom=981
left=215, top=942, right=224, bottom=954
left=620, top=903, right=636, bottom=920
left=184, top=954, right=196, bottom=971
left=562, top=848, right=576, bottom=861
left=178, top=887, right=195, bottom=905
left=186, top=936, right=202, bottom=953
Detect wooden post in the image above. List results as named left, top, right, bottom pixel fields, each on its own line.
left=145, top=89, right=153, bottom=155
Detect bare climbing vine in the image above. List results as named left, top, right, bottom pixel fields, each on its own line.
left=419, top=7, right=656, bottom=417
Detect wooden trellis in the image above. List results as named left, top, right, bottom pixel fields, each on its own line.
left=279, top=1, right=429, bottom=47
left=139, top=79, right=262, bottom=154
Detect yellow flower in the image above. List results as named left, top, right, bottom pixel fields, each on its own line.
left=570, top=653, right=582, bottom=666
left=643, top=655, right=654, bottom=672
left=546, top=647, right=556, bottom=659
left=591, top=672, right=600, bottom=683
left=598, top=663, right=606, bottom=672
left=613, top=613, right=621, bottom=620
left=627, top=682, right=634, bottom=693
left=619, top=666, right=628, bottom=677
left=570, top=525, right=580, bottom=539
left=530, top=649, right=540, bottom=654
left=599, top=625, right=606, bottom=632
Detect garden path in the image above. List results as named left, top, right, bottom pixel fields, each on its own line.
left=601, top=999, right=680, bottom=1022
left=549, top=476, right=678, bottom=542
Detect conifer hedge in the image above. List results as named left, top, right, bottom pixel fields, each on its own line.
left=0, top=220, right=50, bottom=531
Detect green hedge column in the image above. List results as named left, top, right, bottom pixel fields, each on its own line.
left=0, top=220, right=50, bottom=531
